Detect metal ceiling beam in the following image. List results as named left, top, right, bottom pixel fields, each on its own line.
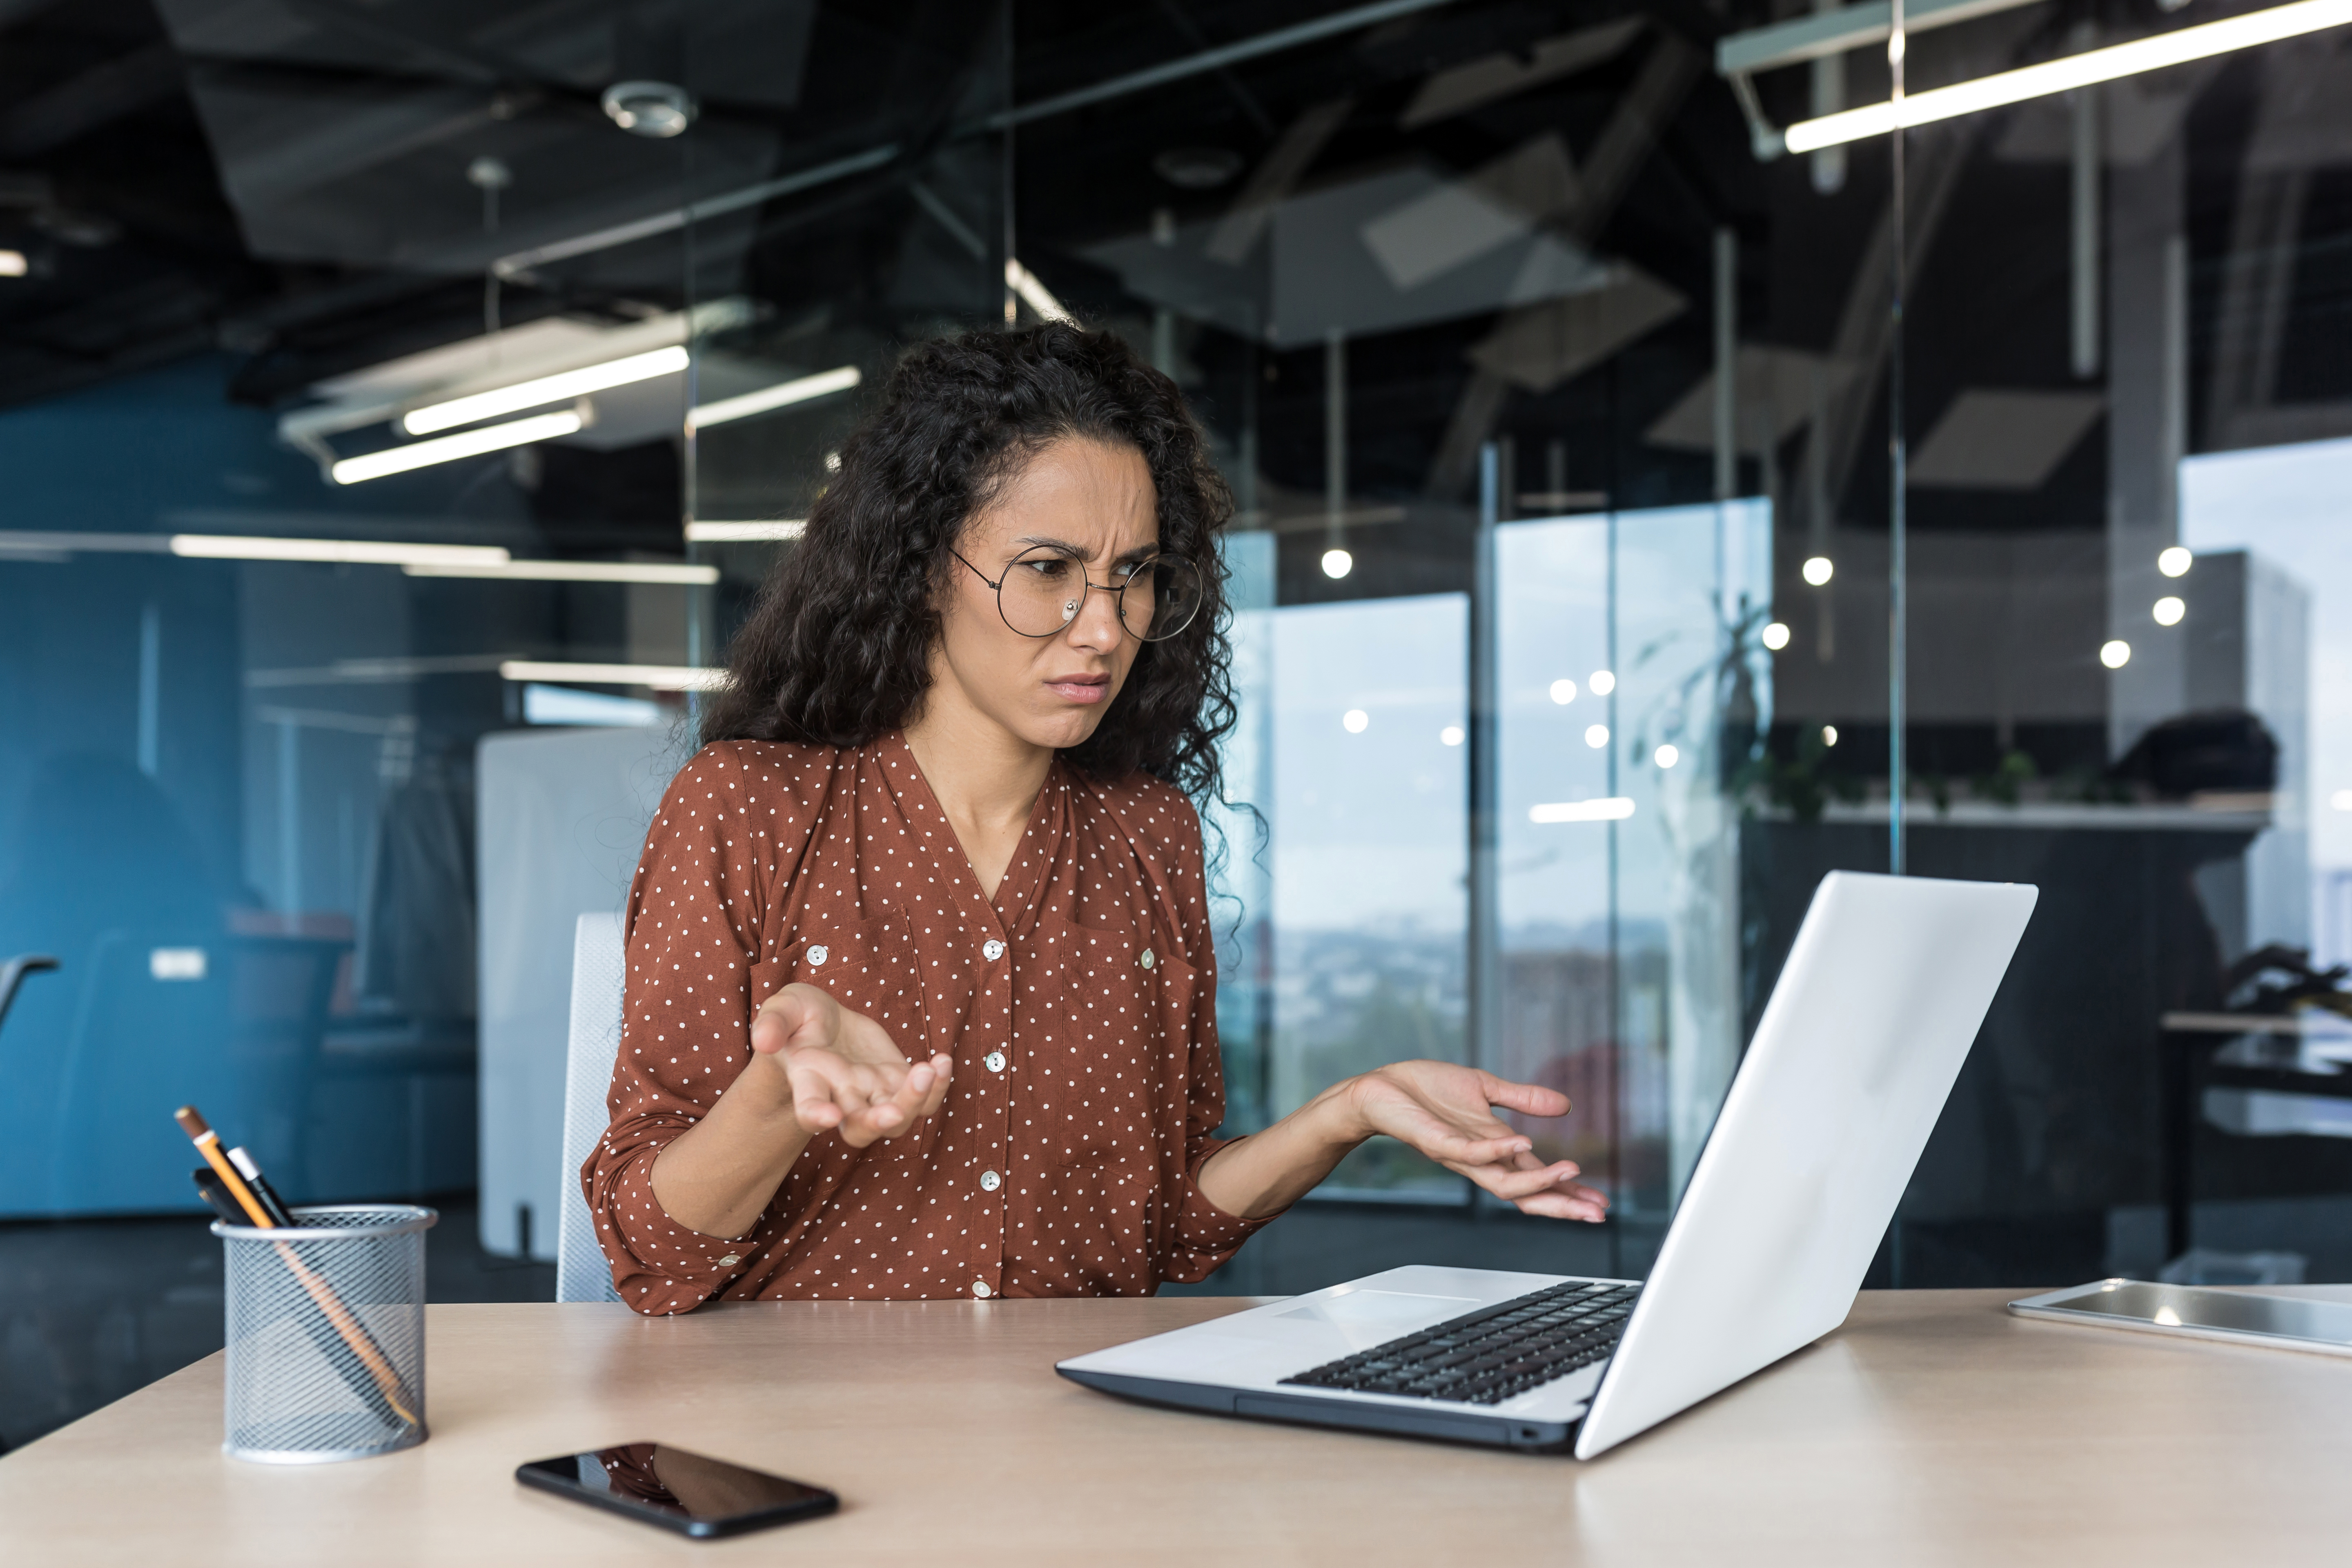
left=1716, top=0, right=2047, bottom=78
left=981, top=0, right=1460, bottom=131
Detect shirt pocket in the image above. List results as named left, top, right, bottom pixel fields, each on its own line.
left=762, top=910, right=928, bottom=1049
left=1026, top=910, right=1198, bottom=1172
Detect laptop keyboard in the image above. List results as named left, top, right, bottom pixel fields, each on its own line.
left=1279, top=1281, right=1638, bottom=1406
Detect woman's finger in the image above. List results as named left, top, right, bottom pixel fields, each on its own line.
left=841, top=1057, right=951, bottom=1145
left=1479, top=1074, right=1571, bottom=1119
left=1458, top=1159, right=1584, bottom=1202
left=1511, top=1188, right=1610, bottom=1221
left=753, top=985, right=837, bottom=1055
left=1392, top=1118, right=1533, bottom=1167
left=918, top=1055, right=953, bottom=1116
left=783, top=1051, right=866, bottom=1130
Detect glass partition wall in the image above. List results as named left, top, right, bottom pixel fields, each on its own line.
left=993, top=4, right=1865, bottom=1251
left=4, top=0, right=2350, bottom=1290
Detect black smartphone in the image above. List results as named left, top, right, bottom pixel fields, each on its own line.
left=516, top=1444, right=839, bottom=1538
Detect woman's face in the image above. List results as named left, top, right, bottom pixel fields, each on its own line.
left=929, top=436, right=1160, bottom=755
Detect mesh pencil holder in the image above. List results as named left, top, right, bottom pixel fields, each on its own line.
left=212, top=1204, right=437, bottom=1463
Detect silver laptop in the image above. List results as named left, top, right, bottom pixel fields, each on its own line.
left=1059, top=870, right=2038, bottom=1457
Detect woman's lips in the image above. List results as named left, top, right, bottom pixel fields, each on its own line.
left=1045, top=674, right=1110, bottom=704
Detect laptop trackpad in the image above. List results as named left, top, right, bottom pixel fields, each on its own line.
left=1278, top=1290, right=1478, bottom=1330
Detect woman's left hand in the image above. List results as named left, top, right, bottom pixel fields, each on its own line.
left=1342, top=1061, right=1610, bottom=1221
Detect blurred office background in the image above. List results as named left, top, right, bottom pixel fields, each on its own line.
left=7, top=0, right=2352, bottom=1446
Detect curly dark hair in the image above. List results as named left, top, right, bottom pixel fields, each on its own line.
left=700, top=322, right=1238, bottom=805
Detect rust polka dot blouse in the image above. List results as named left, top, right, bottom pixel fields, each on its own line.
left=583, top=731, right=1273, bottom=1313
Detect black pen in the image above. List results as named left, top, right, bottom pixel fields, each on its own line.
left=192, top=1166, right=247, bottom=1225
left=226, top=1146, right=296, bottom=1227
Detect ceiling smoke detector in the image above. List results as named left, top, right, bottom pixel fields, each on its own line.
left=601, top=81, right=696, bottom=138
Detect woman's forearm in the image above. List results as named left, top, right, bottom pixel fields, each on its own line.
left=648, top=1059, right=813, bottom=1240
left=1196, top=1081, right=1371, bottom=1218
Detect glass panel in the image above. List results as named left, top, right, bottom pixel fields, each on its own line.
left=1895, top=11, right=2352, bottom=1283
left=1498, top=501, right=1773, bottom=1217
left=681, top=7, right=1013, bottom=658
left=1268, top=593, right=1468, bottom=1196
left=1006, top=0, right=1888, bottom=1218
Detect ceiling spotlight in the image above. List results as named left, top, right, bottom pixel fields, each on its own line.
left=1802, top=555, right=1835, bottom=586
left=0, top=249, right=25, bottom=278
left=1440, top=725, right=1465, bottom=746
left=1321, top=548, right=1353, bottom=579
left=2158, top=546, right=2192, bottom=578
left=1589, top=670, right=1616, bottom=696
left=1152, top=147, right=1243, bottom=189
left=1343, top=708, right=1369, bottom=733
left=1549, top=678, right=1577, bottom=705
left=1761, top=621, right=1791, bottom=650
left=602, top=81, right=696, bottom=138
left=466, top=156, right=513, bottom=191
left=1822, top=725, right=1839, bottom=747
left=1584, top=724, right=1610, bottom=749
left=1655, top=744, right=1680, bottom=768
left=2100, top=639, right=2132, bottom=669
left=2153, top=596, right=2185, bottom=626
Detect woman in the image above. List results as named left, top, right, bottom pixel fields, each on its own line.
left=587, top=323, right=1606, bottom=1314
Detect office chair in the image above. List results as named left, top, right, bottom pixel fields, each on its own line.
left=556, top=911, right=627, bottom=1304
left=47, top=930, right=343, bottom=1213
left=0, top=953, right=58, bottom=1037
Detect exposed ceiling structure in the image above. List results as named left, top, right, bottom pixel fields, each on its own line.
left=0, top=0, right=2343, bottom=541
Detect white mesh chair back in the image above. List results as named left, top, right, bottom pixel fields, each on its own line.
left=556, top=911, right=627, bottom=1304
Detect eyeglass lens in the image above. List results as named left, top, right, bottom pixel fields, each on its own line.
left=996, top=553, right=1203, bottom=642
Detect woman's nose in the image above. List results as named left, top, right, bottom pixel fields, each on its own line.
left=1064, top=580, right=1127, bottom=649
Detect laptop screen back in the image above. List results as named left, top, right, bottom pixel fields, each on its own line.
left=1574, top=871, right=2037, bottom=1458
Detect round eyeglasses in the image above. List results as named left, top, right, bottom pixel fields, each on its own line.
left=952, top=548, right=1205, bottom=643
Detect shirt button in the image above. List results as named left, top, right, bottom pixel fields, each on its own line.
left=980, top=1169, right=1002, bottom=1192
left=982, top=939, right=1005, bottom=961
left=1140, top=948, right=1155, bottom=970
left=717, top=1254, right=740, bottom=1267
left=984, top=1050, right=1007, bottom=1073
left=973, top=1280, right=992, bottom=1298
left=807, top=945, right=828, bottom=967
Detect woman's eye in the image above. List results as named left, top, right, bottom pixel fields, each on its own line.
left=1016, top=557, right=1074, bottom=579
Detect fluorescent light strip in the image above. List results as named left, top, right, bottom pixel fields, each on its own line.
left=402, top=346, right=690, bottom=434
left=168, top=535, right=511, bottom=568
left=688, top=366, right=861, bottom=431
left=404, top=559, right=719, bottom=584
left=1005, top=259, right=1074, bottom=323
left=1529, top=797, right=1637, bottom=823
left=499, top=660, right=728, bottom=691
left=686, top=519, right=807, bottom=542
left=331, top=412, right=583, bottom=486
left=1785, top=0, right=2352, bottom=153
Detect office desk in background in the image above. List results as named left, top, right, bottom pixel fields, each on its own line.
left=4, top=1290, right=2350, bottom=1566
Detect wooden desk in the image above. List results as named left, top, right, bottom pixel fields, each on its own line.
left=7, top=1290, right=2352, bottom=1565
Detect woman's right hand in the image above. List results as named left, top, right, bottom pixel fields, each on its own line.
left=750, top=984, right=952, bottom=1148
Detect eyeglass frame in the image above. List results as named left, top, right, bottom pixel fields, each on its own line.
left=947, top=546, right=1202, bottom=643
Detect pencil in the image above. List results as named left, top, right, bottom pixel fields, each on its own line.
left=174, top=1106, right=420, bottom=1430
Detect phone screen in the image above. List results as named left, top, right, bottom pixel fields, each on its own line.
left=517, top=1445, right=838, bottom=1537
